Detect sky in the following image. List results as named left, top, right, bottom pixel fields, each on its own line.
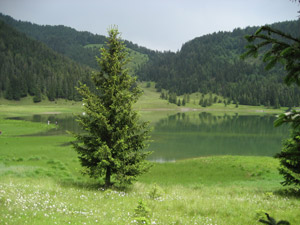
left=0, top=0, right=299, bottom=51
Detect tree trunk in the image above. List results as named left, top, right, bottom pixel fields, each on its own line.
left=105, top=167, right=111, bottom=187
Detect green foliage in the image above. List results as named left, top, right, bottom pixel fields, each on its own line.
left=33, top=88, right=42, bottom=103
left=133, top=200, right=151, bottom=225
left=275, top=129, right=300, bottom=186
left=139, top=20, right=300, bottom=107
left=72, top=27, right=151, bottom=187
left=241, top=25, right=300, bottom=86
left=202, top=99, right=208, bottom=107
left=224, top=99, right=227, bottom=107
left=168, top=92, right=177, bottom=105
left=242, top=14, right=300, bottom=187
left=199, top=98, right=203, bottom=106
left=148, top=183, right=163, bottom=200
left=182, top=97, right=186, bottom=106
left=160, top=92, right=165, bottom=99
left=0, top=13, right=154, bottom=72
left=274, top=110, right=300, bottom=129
left=177, top=98, right=181, bottom=106
left=0, top=20, right=92, bottom=102
left=85, top=44, right=149, bottom=73
left=259, top=213, right=290, bottom=225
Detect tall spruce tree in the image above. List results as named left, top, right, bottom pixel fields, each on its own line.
left=72, top=27, right=151, bottom=187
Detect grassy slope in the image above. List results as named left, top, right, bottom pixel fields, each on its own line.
left=1, top=83, right=299, bottom=224
left=139, top=82, right=287, bottom=114
left=0, top=81, right=287, bottom=116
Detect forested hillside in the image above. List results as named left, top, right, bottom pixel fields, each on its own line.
left=1, top=12, right=299, bottom=107
left=139, top=20, right=300, bottom=107
left=0, top=20, right=93, bottom=101
left=0, top=13, right=155, bottom=71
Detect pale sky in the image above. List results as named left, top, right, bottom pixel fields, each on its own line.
left=0, top=0, right=298, bottom=51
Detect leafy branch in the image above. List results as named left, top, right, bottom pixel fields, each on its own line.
left=241, top=25, right=300, bottom=86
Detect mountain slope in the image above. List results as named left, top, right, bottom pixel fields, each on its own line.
left=0, top=20, right=93, bottom=101
left=139, top=20, right=300, bottom=107
left=0, top=13, right=155, bottom=71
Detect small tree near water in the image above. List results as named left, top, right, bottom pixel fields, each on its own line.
left=72, top=26, right=151, bottom=187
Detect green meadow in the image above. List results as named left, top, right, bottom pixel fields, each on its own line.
left=0, top=85, right=299, bottom=225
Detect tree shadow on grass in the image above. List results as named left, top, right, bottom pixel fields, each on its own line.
left=57, top=178, right=128, bottom=192
left=273, top=188, right=300, bottom=199
left=57, top=177, right=105, bottom=191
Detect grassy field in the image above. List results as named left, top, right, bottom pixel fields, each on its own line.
left=1, top=85, right=299, bottom=224
left=1, top=124, right=300, bottom=225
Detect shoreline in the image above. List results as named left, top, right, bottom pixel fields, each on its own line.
left=139, top=107, right=283, bottom=114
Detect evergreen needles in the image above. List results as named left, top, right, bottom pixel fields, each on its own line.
left=72, top=26, right=151, bottom=188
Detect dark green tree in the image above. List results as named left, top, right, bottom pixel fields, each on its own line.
left=177, top=99, right=181, bottom=106
left=33, top=86, right=42, bottom=103
left=213, top=96, right=218, bottom=103
left=202, top=99, right=208, bottom=107
left=168, top=92, right=177, bottom=104
left=72, top=27, right=151, bottom=187
left=242, top=8, right=300, bottom=187
left=224, top=99, right=227, bottom=107
left=182, top=97, right=186, bottom=106
left=199, top=98, right=203, bottom=106
left=274, top=111, right=300, bottom=186
left=187, top=94, right=190, bottom=103
left=208, top=93, right=213, bottom=106
left=259, top=213, right=290, bottom=225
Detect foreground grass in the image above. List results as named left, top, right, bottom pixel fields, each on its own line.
left=1, top=157, right=299, bottom=225
left=1, top=113, right=299, bottom=224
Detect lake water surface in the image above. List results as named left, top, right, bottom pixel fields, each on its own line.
left=11, top=112, right=289, bottom=161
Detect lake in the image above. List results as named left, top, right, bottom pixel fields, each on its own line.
left=10, top=111, right=289, bottom=161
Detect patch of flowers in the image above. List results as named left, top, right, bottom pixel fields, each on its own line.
left=0, top=181, right=132, bottom=224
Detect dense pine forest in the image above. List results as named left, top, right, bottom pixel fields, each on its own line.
left=0, top=13, right=299, bottom=106
left=0, top=14, right=153, bottom=102
left=0, top=20, right=93, bottom=101
left=0, top=13, right=155, bottom=71
left=138, top=19, right=300, bottom=107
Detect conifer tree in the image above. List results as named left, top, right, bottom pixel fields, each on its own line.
left=203, top=99, right=208, bottom=107
left=242, top=8, right=300, bottom=187
left=199, top=98, right=203, bottom=106
left=187, top=94, right=190, bottom=103
left=33, top=86, right=42, bottom=103
left=182, top=98, right=186, bottom=106
left=177, top=99, right=181, bottom=106
left=72, top=26, right=151, bottom=187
